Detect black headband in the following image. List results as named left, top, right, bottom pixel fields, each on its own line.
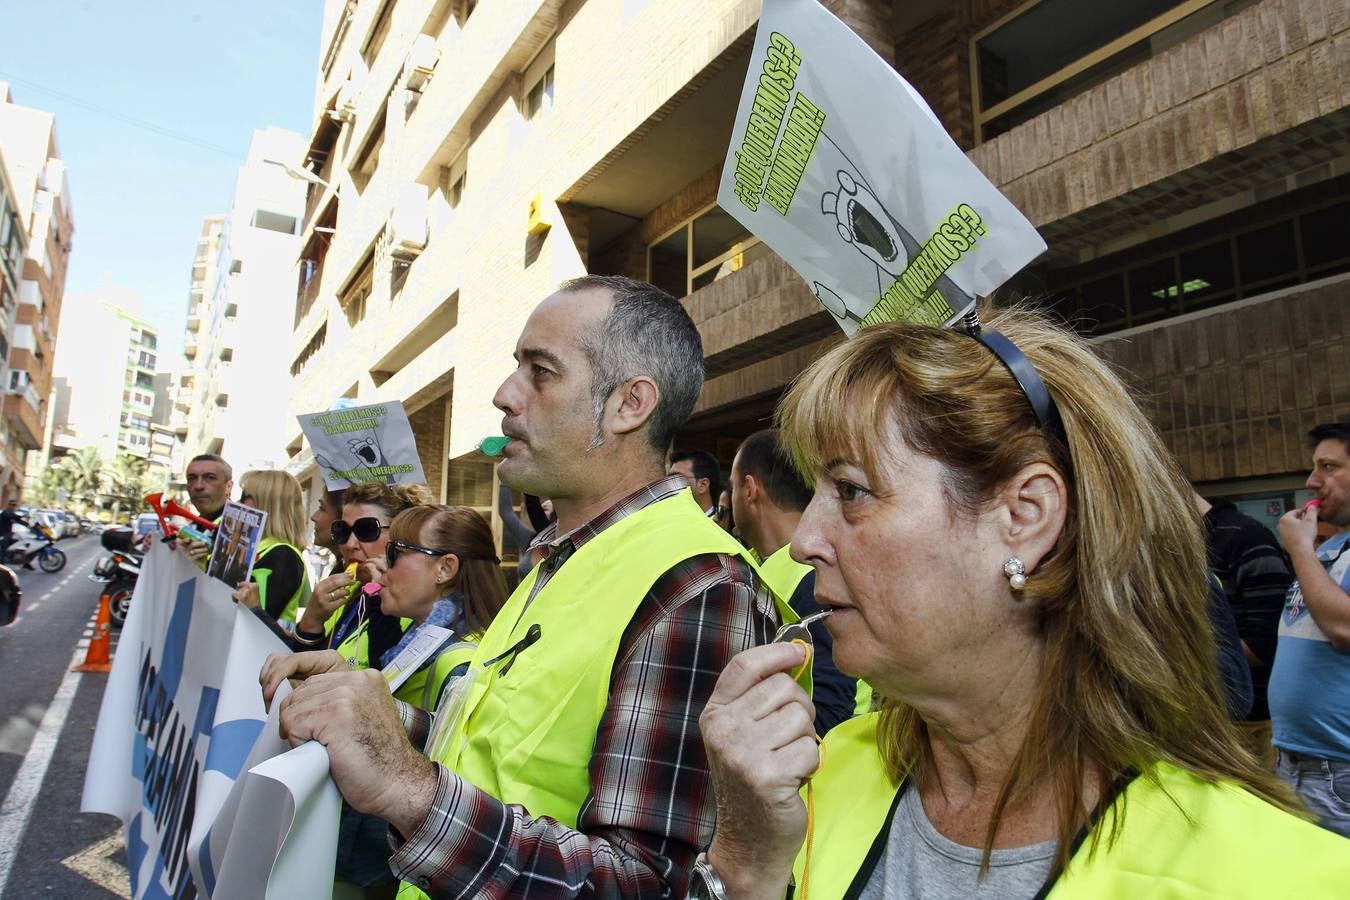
left=959, top=314, right=1065, bottom=442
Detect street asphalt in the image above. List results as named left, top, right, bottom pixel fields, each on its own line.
left=0, top=534, right=132, bottom=899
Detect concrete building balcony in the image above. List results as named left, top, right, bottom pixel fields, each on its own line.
left=967, top=0, right=1350, bottom=265
left=374, top=326, right=458, bottom=414
left=405, top=0, right=564, bottom=184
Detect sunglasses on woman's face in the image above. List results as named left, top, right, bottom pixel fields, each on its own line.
left=331, top=517, right=389, bottom=544
left=385, top=539, right=452, bottom=568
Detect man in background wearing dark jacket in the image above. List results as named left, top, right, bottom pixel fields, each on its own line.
left=1197, top=491, right=1294, bottom=765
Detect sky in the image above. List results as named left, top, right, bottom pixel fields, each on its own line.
left=0, top=0, right=325, bottom=365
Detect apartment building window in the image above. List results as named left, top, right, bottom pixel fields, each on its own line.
left=252, top=209, right=299, bottom=235
left=0, top=196, right=22, bottom=273
left=135, top=372, right=154, bottom=390
left=1043, top=188, right=1350, bottom=335
left=525, top=66, right=555, bottom=120
left=648, top=204, right=768, bottom=300
left=350, top=102, right=388, bottom=193
left=138, top=351, right=156, bottom=369
left=362, top=0, right=396, bottom=65
left=341, top=251, right=374, bottom=328
left=972, top=0, right=1250, bottom=142
left=523, top=41, right=556, bottom=122
left=291, top=321, right=328, bottom=378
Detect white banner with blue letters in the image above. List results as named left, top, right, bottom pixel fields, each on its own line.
left=81, top=543, right=287, bottom=899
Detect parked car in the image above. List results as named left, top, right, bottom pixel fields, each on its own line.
left=60, top=511, right=80, bottom=538
left=132, top=512, right=160, bottom=544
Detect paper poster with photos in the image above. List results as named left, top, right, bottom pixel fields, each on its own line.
left=207, top=502, right=268, bottom=589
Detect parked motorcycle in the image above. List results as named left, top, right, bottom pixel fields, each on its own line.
left=93, top=526, right=141, bottom=628
left=3, top=522, right=67, bottom=573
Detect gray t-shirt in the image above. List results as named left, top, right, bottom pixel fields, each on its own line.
left=857, top=785, right=1057, bottom=899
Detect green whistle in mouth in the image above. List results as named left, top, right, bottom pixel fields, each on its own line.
left=477, top=435, right=511, bottom=457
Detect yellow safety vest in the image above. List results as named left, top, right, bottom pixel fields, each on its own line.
left=253, top=536, right=309, bottom=628
left=398, top=491, right=787, bottom=899
left=334, top=615, right=414, bottom=671
left=792, top=714, right=1350, bottom=898
left=760, top=546, right=873, bottom=719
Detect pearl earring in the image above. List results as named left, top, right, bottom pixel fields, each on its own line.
left=1002, top=557, right=1027, bottom=590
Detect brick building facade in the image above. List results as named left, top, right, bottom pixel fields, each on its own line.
left=287, top=0, right=1348, bottom=546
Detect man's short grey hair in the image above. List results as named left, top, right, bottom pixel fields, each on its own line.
left=188, top=453, right=233, bottom=481
left=560, top=275, right=704, bottom=453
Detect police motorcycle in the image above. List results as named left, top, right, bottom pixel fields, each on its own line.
left=3, top=520, right=67, bottom=573
left=91, top=525, right=142, bottom=628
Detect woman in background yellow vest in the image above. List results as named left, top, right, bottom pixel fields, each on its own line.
left=696, top=309, right=1350, bottom=899
left=235, top=469, right=311, bottom=628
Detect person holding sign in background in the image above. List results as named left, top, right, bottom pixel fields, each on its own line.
left=272, top=275, right=784, bottom=898
left=696, top=309, right=1350, bottom=899
left=231, top=470, right=311, bottom=630
left=177, top=453, right=234, bottom=566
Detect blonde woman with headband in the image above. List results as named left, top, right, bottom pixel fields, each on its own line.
left=696, top=308, right=1350, bottom=899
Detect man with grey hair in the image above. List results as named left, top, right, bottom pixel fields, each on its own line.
left=270, top=275, right=782, bottom=897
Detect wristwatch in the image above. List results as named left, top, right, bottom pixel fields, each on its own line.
left=688, top=852, right=729, bottom=900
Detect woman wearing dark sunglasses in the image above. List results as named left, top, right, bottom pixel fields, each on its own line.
left=261, top=504, right=507, bottom=898
left=372, top=505, right=507, bottom=705
left=290, top=482, right=434, bottom=661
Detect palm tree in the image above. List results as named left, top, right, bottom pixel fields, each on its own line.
left=64, top=448, right=104, bottom=505
left=30, top=465, right=72, bottom=507
left=105, top=453, right=148, bottom=521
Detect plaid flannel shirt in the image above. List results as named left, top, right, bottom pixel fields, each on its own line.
left=390, top=476, right=778, bottom=897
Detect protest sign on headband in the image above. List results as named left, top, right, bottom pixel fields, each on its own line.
left=297, top=399, right=427, bottom=489
left=717, top=0, right=1046, bottom=335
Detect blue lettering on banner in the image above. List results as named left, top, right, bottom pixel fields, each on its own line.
left=130, top=579, right=202, bottom=899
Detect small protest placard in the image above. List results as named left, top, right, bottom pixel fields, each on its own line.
left=380, top=624, right=454, bottom=692
left=718, top=0, right=1047, bottom=335
left=207, top=502, right=268, bottom=589
left=297, top=401, right=427, bottom=490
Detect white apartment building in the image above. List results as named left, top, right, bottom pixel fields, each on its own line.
left=52, top=300, right=159, bottom=460
left=177, top=128, right=306, bottom=471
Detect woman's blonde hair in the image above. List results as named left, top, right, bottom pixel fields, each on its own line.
left=779, top=305, right=1300, bottom=875
left=240, top=469, right=309, bottom=548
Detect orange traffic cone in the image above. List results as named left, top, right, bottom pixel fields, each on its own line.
left=72, top=592, right=114, bottom=674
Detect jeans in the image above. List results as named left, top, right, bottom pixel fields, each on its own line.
left=1275, top=748, right=1350, bottom=838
